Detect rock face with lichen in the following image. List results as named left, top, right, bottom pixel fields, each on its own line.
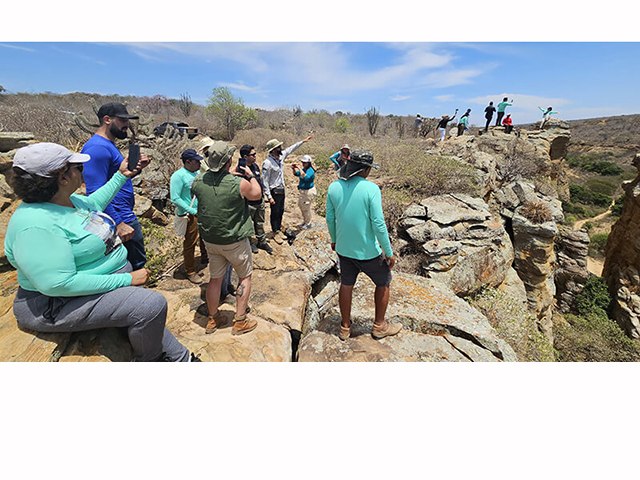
left=396, top=194, right=513, bottom=297
left=603, top=154, right=640, bottom=338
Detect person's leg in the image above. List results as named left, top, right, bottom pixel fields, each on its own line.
left=203, top=241, right=229, bottom=333
left=222, top=238, right=256, bottom=335
left=373, top=286, right=391, bottom=328
left=339, top=284, right=354, bottom=329
left=13, top=286, right=188, bottom=361
left=484, top=117, right=491, bottom=132
left=273, top=193, right=285, bottom=232
left=496, top=111, right=504, bottom=126
left=183, top=214, right=199, bottom=277
left=220, top=264, right=233, bottom=301
left=123, top=218, right=147, bottom=270
left=357, top=255, right=402, bottom=339
left=439, top=127, right=445, bottom=142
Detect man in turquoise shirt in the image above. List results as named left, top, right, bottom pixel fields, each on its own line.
left=170, top=148, right=209, bottom=283
left=326, top=150, right=402, bottom=342
left=496, top=97, right=513, bottom=126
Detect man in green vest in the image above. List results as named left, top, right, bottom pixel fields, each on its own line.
left=191, top=141, right=263, bottom=336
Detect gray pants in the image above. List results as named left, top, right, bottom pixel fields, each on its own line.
left=13, top=286, right=189, bottom=362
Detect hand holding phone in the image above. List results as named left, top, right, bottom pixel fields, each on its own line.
left=128, top=143, right=140, bottom=172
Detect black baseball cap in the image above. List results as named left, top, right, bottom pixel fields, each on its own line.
left=96, top=102, right=139, bottom=121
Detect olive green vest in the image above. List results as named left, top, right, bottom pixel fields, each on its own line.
left=192, top=171, right=253, bottom=245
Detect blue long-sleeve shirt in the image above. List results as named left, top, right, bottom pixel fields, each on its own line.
left=81, top=134, right=137, bottom=226
left=295, top=166, right=315, bottom=190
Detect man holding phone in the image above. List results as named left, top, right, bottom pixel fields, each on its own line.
left=81, top=102, right=149, bottom=269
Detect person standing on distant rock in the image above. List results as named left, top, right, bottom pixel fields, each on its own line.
left=484, top=101, right=496, bottom=132
left=191, top=141, right=263, bottom=336
left=81, top=102, right=148, bottom=270
left=326, top=149, right=402, bottom=342
left=329, top=144, right=350, bottom=171
left=457, top=109, right=471, bottom=136
left=437, top=109, right=458, bottom=142
left=292, top=155, right=316, bottom=229
left=414, top=114, right=424, bottom=136
left=262, top=134, right=314, bottom=241
left=538, top=106, right=558, bottom=129
left=170, top=148, right=209, bottom=284
left=236, top=144, right=272, bottom=255
left=502, top=114, right=514, bottom=134
left=495, top=97, right=513, bottom=126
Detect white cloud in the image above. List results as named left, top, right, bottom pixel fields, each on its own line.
left=391, top=95, right=411, bottom=101
left=218, top=82, right=264, bottom=94
left=434, top=94, right=454, bottom=102
left=0, top=43, right=35, bottom=52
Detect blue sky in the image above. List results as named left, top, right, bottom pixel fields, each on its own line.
left=2, top=42, right=639, bottom=125
left=2, top=3, right=639, bottom=125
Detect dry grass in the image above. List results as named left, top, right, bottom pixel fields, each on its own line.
left=519, top=200, right=554, bottom=224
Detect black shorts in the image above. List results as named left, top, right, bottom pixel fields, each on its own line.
left=338, top=254, right=392, bottom=287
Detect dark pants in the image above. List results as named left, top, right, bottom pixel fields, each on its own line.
left=270, top=192, right=286, bottom=232
left=123, top=218, right=146, bottom=270
left=249, top=201, right=267, bottom=244
left=504, top=125, right=513, bottom=134
left=496, top=111, right=505, bottom=126
left=457, top=124, right=465, bottom=136
left=484, top=116, right=492, bottom=132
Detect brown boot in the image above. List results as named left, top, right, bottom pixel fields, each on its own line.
left=231, top=314, right=257, bottom=336
left=205, top=314, right=219, bottom=334
left=371, top=322, right=402, bottom=340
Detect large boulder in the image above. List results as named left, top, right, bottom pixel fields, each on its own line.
left=398, top=194, right=513, bottom=296
left=299, top=271, right=517, bottom=362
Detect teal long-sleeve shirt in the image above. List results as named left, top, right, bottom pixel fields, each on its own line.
left=170, top=167, right=199, bottom=216
left=325, top=176, right=393, bottom=260
left=4, top=172, right=132, bottom=297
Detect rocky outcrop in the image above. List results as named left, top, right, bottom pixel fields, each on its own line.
left=603, top=154, right=640, bottom=337
left=396, top=194, right=513, bottom=296
left=554, top=227, right=590, bottom=313
left=299, top=271, right=517, bottom=362
left=511, top=210, right=557, bottom=339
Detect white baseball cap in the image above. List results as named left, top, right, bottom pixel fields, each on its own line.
left=12, top=142, right=91, bottom=178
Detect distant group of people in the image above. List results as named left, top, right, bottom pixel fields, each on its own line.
left=417, top=98, right=559, bottom=141
left=4, top=102, right=404, bottom=362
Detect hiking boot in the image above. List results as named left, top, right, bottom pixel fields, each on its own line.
left=189, top=352, right=202, bottom=362
left=231, top=315, right=257, bottom=336
left=371, top=322, right=403, bottom=340
left=187, top=272, right=204, bottom=284
left=251, top=243, right=259, bottom=254
left=205, top=314, right=219, bottom=334
left=338, top=325, right=351, bottom=341
left=257, top=241, right=273, bottom=254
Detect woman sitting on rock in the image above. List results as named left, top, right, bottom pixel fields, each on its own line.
left=4, top=142, right=198, bottom=362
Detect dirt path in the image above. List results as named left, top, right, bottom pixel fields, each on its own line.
left=572, top=200, right=615, bottom=277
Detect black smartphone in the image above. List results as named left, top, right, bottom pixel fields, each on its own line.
left=128, top=143, right=140, bottom=171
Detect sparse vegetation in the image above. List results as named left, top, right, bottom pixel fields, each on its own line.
left=366, top=106, right=380, bottom=136
left=207, top=87, right=256, bottom=140
left=553, top=276, right=640, bottom=361
left=470, top=288, right=555, bottom=362
left=588, top=232, right=609, bottom=256
left=520, top=200, right=553, bottom=224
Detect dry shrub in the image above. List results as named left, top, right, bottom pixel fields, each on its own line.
left=470, top=288, right=555, bottom=361
left=519, top=200, right=553, bottom=224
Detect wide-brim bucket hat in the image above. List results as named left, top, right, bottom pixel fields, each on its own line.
left=266, top=138, right=284, bottom=153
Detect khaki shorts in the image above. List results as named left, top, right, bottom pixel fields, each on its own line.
left=204, top=238, right=253, bottom=279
